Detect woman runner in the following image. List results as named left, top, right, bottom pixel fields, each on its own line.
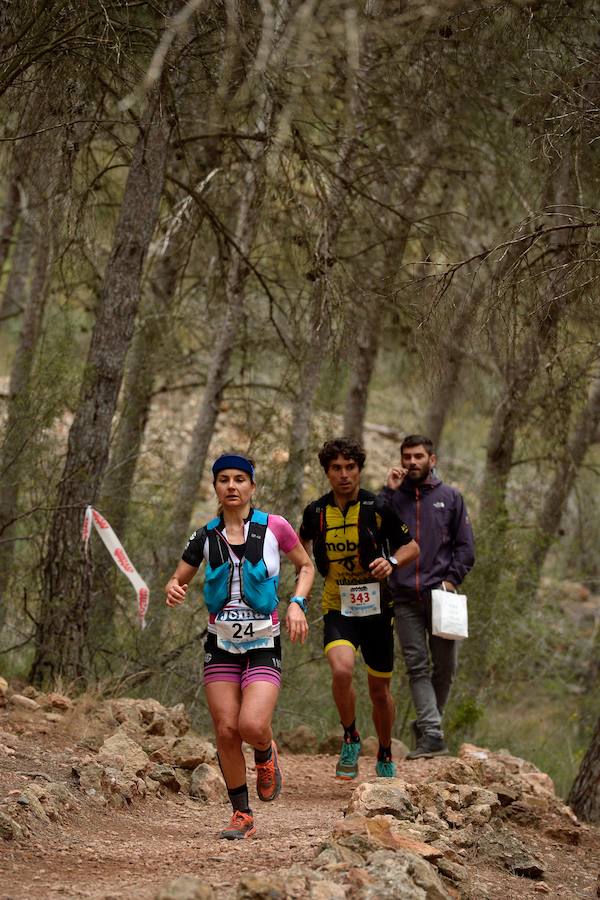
left=165, top=453, right=313, bottom=840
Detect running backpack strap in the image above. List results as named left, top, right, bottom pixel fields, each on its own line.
left=244, top=508, right=269, bottom=565
left=357, top=495, right=382, bottom=570
left=203, top=517, right=232, bottom=614
left=206, top=516, right=229, bottom=568
left=310, top=495, right=330, bottom=578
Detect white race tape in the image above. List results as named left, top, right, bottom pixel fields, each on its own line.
left=82, top=506, right=149, bottom=628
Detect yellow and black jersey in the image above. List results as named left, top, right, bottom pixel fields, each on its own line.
left=300, top=489, right=413, bottom=612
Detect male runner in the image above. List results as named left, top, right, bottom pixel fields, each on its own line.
left=300, top=437, right=419, bottom=779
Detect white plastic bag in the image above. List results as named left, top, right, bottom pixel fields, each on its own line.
left=431, top=588, right=468, bottom=640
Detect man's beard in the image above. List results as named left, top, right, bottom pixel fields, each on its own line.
left=407, top=466, right=431, bottom=484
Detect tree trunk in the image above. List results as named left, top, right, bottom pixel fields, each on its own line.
left=102, top=40, right=210, bottom=541
left=568, top=715, right=600, bottom=822
left=283, top=21, right=365, bottom=516
left=478, top=158, right=574, bottom=535
left=516, top=362, right=600, bottom=601
left=0, top=213, right=33, bottom=321
left=423, top=225, right=537, bottom=449
left=0, top=85, right=40, bottom=320
left=0, top=177, right=20, bottom=281
left=472, top=269, right=572, bottom=637
left=163, top=155, right=267, bottom=568
left=0, top=102, right=92, bottom=633
left=101, top=206, right=197, bottom=537
left=282, top=219, right=346, bottom=521
left=423, top=289, right=480, bottom=448
left=462, top=160, right=577, bottom=682
left=0, top=204, right=51, bottom=629
left=89, top=201, right=199, bottom=650
left=343, top=297, right=381, bottom=443
left=478, top=266, right=572, bottom=530
left=30, top=91, right=171, bottom=686
left=283, top=283, right=332, bottom=520
left=342, top=136, right=438, bottom=445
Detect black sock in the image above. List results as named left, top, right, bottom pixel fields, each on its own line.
left=228, top=783, right=251, bottom=814
left=343, top=720, right=360, bottom=743
left=254, top=745, right=273, bottom=764
left=377, top=744, right=392, bottom=761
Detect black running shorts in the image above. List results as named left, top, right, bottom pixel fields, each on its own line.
left=323, top=610, right=394, bottom=678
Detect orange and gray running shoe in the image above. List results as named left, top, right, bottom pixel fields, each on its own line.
left=219, top=809, right=256, bottom=840
left=255, top=741, right=282, bottom=802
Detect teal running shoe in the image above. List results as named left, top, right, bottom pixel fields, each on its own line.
left=375, top=758, right=397, bottom=777
left=336, top=739, right=361, bottom=780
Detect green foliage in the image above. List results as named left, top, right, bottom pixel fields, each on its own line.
left=445, top=696, right=484, bottom=738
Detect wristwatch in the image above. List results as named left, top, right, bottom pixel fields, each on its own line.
left=388, top=556, right=399, bottom=569
left=289, top=595, right=307, bottom=612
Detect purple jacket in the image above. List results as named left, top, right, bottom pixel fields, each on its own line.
left=379, top=476, right=475, bottom=599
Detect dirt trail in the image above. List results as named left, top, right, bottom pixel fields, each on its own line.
left=2, top=744, right=352, bottom=899
left=2, top=707, right=600, bottom=900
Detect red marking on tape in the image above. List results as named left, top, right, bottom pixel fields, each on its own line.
left=139, top=587, right=149, bottom=615
left=92, top=510, right=109, bottom=529
left=114, top=547, right=134, bottom=573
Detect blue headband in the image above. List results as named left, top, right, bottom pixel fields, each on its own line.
left=212, top=454, right=255, bottom=480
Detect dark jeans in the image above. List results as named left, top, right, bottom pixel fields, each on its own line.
left=394, top=591, right=458, bottom=740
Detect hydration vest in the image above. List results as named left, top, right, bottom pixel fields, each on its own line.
left=202, top=508, right=279, bottom=615
left=303, top=490, right=384, bottom=577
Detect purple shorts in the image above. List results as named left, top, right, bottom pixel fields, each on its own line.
left=203, top=633, right=282, bottom=690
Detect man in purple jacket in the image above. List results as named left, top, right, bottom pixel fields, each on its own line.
left=380, top=434, right=475, bottom=759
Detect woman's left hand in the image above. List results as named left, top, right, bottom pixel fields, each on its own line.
left=286, top=603, right=308, bottom=644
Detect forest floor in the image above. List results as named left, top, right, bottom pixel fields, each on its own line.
left=1, top=697, right=600, bottom=900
